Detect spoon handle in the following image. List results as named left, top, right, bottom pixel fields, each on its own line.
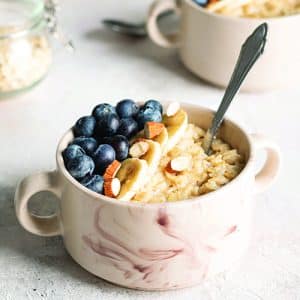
left=203, top=23, right=268, bottom=154
left=102, top=10, right=174, bottom=38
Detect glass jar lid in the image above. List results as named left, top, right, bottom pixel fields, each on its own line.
left=0, top=0, right=44, bottom=36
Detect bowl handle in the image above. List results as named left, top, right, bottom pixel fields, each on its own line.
left=14, top=171, right=62, bottom=237
left=147, top=0, right=180, bottom=48
left=251, top=134, right=281, bottom=195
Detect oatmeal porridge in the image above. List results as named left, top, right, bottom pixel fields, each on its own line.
left=196, top=0, right=300, bottom=19
left=133, top=124, right=244, bottom=203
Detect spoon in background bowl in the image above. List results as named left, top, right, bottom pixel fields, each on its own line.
left=102, top=10, right=173, bottom=38
left=202, top=23, right=268, bottom=154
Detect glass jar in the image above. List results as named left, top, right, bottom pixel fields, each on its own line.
left=0, top=0, right=71, bottom=97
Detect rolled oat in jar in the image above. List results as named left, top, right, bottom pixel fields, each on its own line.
left=0, top=0, right=72, bottom=97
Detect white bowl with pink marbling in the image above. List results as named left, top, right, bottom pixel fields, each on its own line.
left=14, top=103, right=281, bottom=290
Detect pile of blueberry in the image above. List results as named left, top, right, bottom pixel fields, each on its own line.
left=62, top=99, right=163, bottom=194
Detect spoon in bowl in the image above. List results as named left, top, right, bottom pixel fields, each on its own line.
left=202, top=23, right=268, bottom=154
left=102, top=11, right=173, bottom=38
left=102, top=19, right=149, bottom=38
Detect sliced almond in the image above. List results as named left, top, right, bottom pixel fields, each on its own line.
left=166, top=102, right=180, bottom=117
left=144, top=122, right=165, bottom=139
left=166, top=156, right=191, bottom=173
left=104, top=178, right=121, bottom=198
left=129, top=141, right=149, bottom=158
left=165, top=161, right=178, bottom=174
left=103, top=160, right=121, bottom=180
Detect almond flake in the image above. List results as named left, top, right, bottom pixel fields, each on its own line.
left=104, top=178, right=121, bottom=198
left=166, top=102, right=180, bottom=117
left=169, top=156, right=191, bottom=172
left=129, top=141, right=149, bottom=158
left=144, top=122, right=165, bottom=139
left=104, top=160, right=121, bottom=180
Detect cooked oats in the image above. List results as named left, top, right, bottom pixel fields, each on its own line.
left=133, top=124, right=244, bottom=203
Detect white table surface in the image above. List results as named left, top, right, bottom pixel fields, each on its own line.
left=0, top=0, right=299, bottom=299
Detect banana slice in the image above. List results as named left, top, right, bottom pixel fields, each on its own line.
left=152, top=126, right=168, bottom=153
left=116, top=158, right=148, bottom=202
left=163, top=109, right=188, bottom=152
left=140, top=140, right=161, bottom=174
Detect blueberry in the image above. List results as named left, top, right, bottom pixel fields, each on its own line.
left=73, top=116, right=96, bottom=137
left=95, top=113, right=120, bottom=138
left=80, top=175, right=104, bottom=194
left=72, top=137, right=98, bottom=156
left=108, top=135, right=129, bottom=161
left=116, top=99, right=139, bottom=118
left=92, top=103, right=116, bottom=120
left=99, top=136, right=111, bottom=145
left=193, top=0, right=208, bottom=6
left=144, top=100, right=163, bottom=114
left=93, top=144, right=116, bottom=174
left=135, top=107, right=162, bottom=129
left=117, top=118, right=138, bottom=138
left=62, top=144, right=85, bottom=163
left=67, top=155, right=95, bottom=179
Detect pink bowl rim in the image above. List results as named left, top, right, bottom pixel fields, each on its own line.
left=56, top=103, right=254, bottom=208
left=185, top=0, right=300, bottom=22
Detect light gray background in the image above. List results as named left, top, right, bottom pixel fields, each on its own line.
left=0, top=0, right=299, bottom=299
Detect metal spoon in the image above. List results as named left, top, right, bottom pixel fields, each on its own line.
left=102, top=11, right=173, bottom=38
left=202, top=23, right=268, bottom=154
